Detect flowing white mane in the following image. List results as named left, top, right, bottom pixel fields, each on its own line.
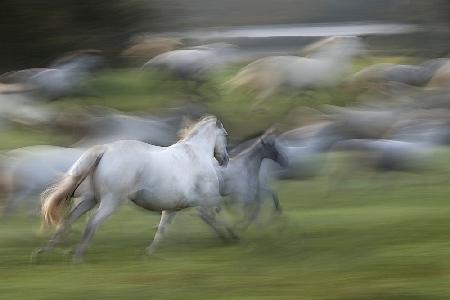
left=178, top=115, right=217, bottom=140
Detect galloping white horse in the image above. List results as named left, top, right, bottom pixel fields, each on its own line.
left=36, top=115, right=230, bottom=261
left=227, top=36, right=364, bottom=100
left=142, top=43, right=237, bottom=84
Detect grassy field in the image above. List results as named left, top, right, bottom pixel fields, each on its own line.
left=2, top=57, right=450, bottom=299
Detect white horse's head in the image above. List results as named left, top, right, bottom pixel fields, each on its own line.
left=180, top=115, right=229, bottom=166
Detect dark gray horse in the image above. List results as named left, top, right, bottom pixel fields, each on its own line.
left=216, top=131, right=287, bottom=228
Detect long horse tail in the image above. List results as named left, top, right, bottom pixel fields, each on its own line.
left=41, top=145, right=106, bottom=228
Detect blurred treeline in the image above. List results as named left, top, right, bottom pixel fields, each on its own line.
left=1, top=0, right=449, bottom=72
left=0, top=0, right=168, bottom=71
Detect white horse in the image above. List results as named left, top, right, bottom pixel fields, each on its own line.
left=36, top=115, right=230, bottom=262
left=142, top=43, right=237, bottom=85
left=227, top=36, right=364, bottom=100
left=0, top=50, right=105, bottom=101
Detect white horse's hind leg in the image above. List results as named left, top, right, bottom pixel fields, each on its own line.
left=73, top=195, right=120, bottom=262
left=38, top=194, right=96, bottom=253
left=146, top=210, right=176, bottom=255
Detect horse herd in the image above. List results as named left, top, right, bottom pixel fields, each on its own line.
left=1, top=35, right=450, bottom=262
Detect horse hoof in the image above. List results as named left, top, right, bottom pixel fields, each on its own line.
left=72, top=255, right=85, bottom=264
left=145, top=247, right=156, bottom=256
left=30, top=248, right=45, bottom=264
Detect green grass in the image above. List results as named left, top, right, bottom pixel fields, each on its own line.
left=2, top=171, right=450, bottom=300
left=2, top=56, right=450, bottom=299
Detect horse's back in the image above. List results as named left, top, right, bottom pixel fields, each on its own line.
left=92, top=141, right=161, bottom=195
left=93, top=140, right=202, bottom=187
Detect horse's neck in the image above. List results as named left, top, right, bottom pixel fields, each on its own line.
left=183, top=131, right=215, bottom=157
left=238, top=143, right=267, bottom=170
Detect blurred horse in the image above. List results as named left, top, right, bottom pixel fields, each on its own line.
left=328, top=118, right=449, bottom=190
left=349, top=58, right=449, bottom=92
left=121, top=36, right=183, bottom=63
left=428, top=60, right=450, bottom=90
left=258, top=121, right=346, bottom=203
left=142, top=43, right=237, bottom=94
left=1, top=146, right=86, bottom=216
left=0, top=50, right=105, bottom=100
left=73, top=112, right=182, bottom=147
left=227, top=36, right=364, bottom=100
left=36, top=116, right=230, bottom=261
left=0, top=93, right=57, bottom=128
left=217, top=130, right=287, bottom=228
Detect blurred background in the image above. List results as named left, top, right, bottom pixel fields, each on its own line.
left=2, top=0, right=449, bottom=71
left=1, top=1, right=450, bottom=299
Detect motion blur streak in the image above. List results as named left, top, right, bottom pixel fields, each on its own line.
left=1, top=1, right=450, bottom=299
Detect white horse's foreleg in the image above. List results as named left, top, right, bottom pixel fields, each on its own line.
left=73, top=195, right=120, bottom=262
left=146, top=210, right=176, bottom=255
